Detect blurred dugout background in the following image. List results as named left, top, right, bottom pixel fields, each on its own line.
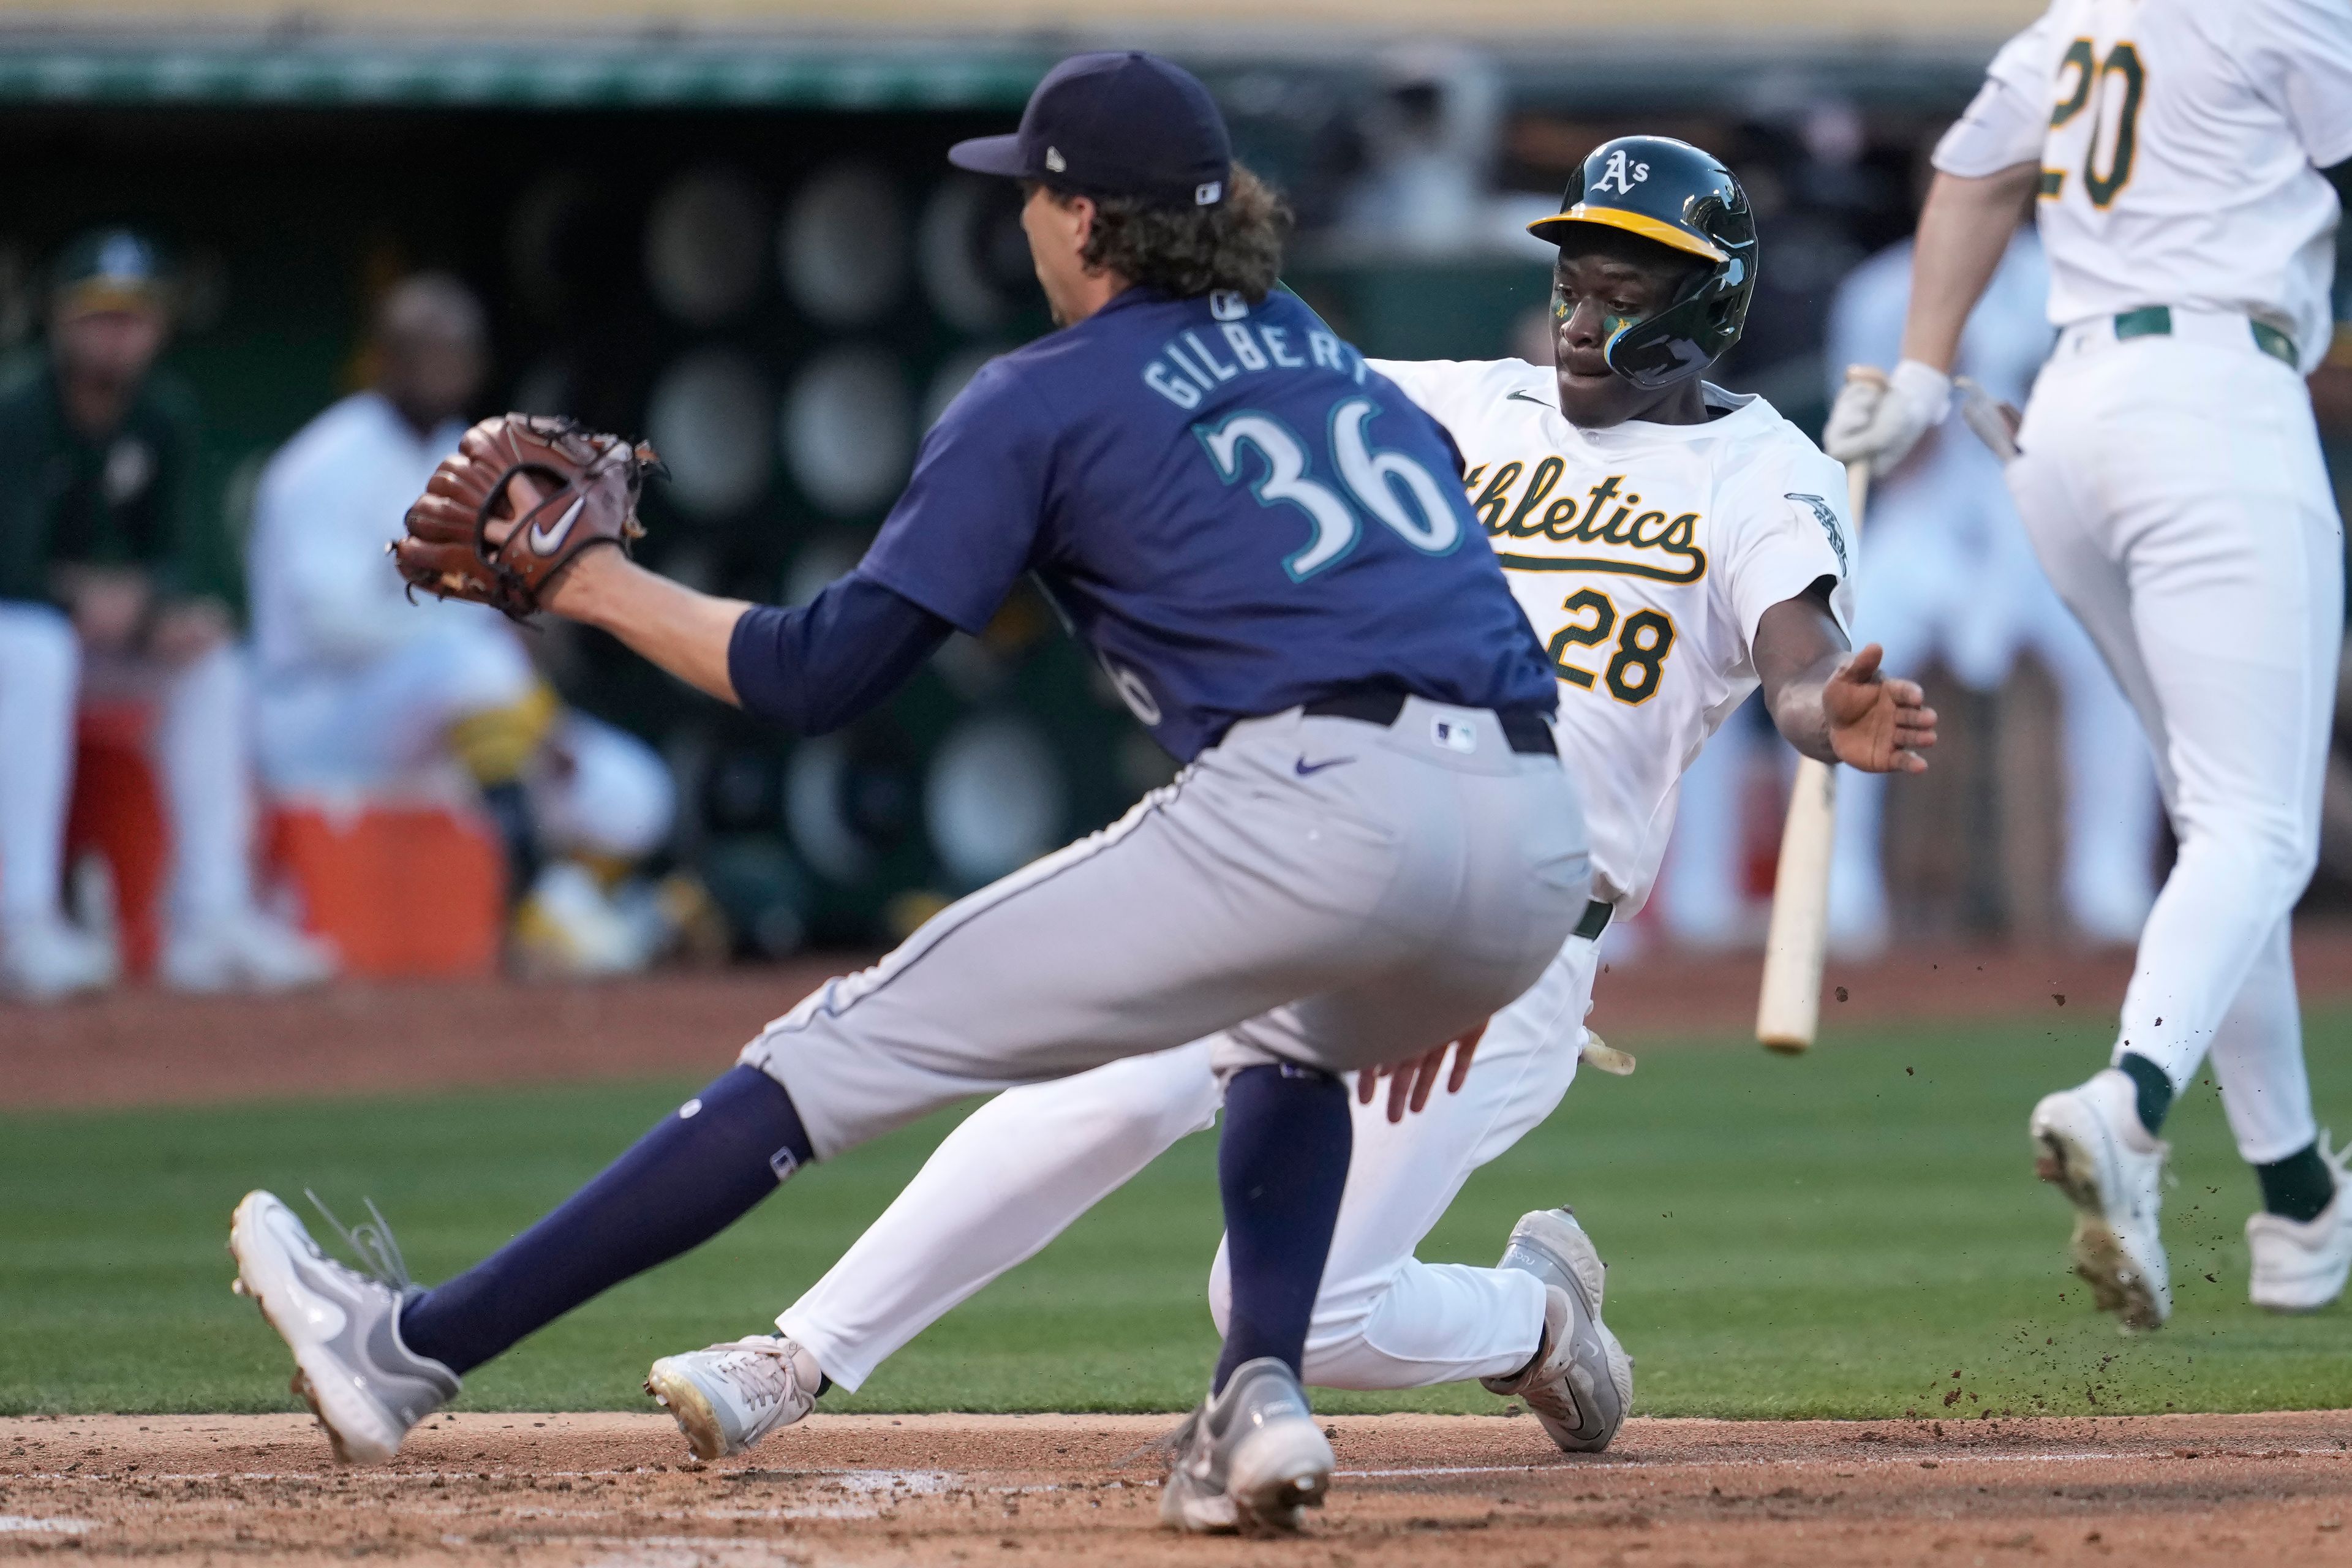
left=5, top=0, right=2349, bottom=960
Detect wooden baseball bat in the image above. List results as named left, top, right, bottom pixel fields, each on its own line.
left=1755, top=369, right=1881, bottom=1054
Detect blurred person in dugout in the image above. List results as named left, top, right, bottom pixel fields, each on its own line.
left=1656, top=183, right=2162, bottom=956
left=0, top=229, right=334, bottom=1001
left=246, top=273, right=682, bottom=976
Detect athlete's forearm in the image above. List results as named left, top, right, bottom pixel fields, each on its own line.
left=549, top=549, right=748, bottom=704
left=1763, top=656, right=1845, bottom=767
left=1755, top=586, right=1849, bottom=766
left=1899, top=165, right=2040, bottom=371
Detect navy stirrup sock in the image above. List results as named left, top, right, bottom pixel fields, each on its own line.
left=1213, top=1063, right=1352, bottom=1395
left=399, top=1066, right=813, bottom=1375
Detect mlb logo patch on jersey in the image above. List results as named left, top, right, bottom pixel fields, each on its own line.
left=1432, top=718, right=1479, bottom=754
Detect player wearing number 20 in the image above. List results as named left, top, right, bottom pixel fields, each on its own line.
left=1828, top=0, right=2352, bottom=1329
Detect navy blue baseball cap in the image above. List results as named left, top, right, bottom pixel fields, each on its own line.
left=949, top=51, right=1232, bottom=211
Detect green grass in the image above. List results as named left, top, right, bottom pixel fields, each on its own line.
left=6, top=1006, right=2351, bottom=1420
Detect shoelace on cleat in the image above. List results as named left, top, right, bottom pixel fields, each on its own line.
left=305, top=1189, right=417, bottom=1290
left=707, top=1341, right=807, bottom=1413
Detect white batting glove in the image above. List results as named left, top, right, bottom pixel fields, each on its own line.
left=1822, top=359, right=1953, bottom=475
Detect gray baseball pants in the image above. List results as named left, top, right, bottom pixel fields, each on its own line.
left=741, top=697, right=1591, bottom=1159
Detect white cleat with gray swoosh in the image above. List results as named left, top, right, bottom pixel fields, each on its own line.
left=228, top=1190, right=458, bottom=1464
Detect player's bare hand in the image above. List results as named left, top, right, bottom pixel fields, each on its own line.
left=1822, top=360, right=1950, bottom=476
left=1357, top=1022, right=1485, bottom=1123
left=1823, top=643, right=1936, bottom=774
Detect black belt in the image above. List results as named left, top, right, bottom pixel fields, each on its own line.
left=1302, top=684, right=1557, bottom=756
left=1574, top=898, right=1612, bottom=941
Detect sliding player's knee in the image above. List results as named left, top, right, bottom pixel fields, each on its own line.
left=1205, top=1241, right=1378, bottom=1363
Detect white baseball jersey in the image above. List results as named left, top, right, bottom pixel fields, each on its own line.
left=1935, top=0, right=2352, bottom=371
left=1374, top=357, right=1854, bottom=913
left=248, top=391, right=479, bottom=678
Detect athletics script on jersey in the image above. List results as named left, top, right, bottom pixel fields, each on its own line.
left=1463, top=455, right=1706, bottom=584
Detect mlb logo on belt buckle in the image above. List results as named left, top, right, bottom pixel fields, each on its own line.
left=1432, top=718, right=1479, bottom=754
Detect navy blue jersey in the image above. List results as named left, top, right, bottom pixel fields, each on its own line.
left=858, top=287, right=1556, bottom=760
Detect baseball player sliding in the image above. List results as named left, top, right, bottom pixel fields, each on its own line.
left=1826, top=0, right=2352, bottom=1328
left=611, top=138, right=1935, bottom=1463
left=227, top=53, right=1595, bottom=1534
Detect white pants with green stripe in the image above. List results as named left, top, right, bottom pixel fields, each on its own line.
left=2011, top=322, right=2343, bottom=1164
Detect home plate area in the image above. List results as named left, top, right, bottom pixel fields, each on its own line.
left=5, top=1411, right=2351, bottom=1566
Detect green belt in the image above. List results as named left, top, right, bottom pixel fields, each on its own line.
left=2113, top=304, right=2299, bottom=369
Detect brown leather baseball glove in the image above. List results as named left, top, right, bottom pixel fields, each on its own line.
left=394, top=415, right=660, bottom=620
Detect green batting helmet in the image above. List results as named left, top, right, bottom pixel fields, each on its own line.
left=1526, top=136, right=1757, bottom=390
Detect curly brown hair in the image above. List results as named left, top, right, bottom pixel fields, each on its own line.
left=1055, top=162, right=1292, bottom=303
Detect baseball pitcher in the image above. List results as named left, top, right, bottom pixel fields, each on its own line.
left=1825, top=0, right=2352, bottom=1327
left=617, top=138, right=1934, bottom=1464
left=225, top=53, right=1590, bottom=1534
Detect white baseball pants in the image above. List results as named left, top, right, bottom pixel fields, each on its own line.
left=255, top=619, right=674, bottom=861
left=779, top=932, right=1598, bottom=1392
left=2009, top=318, right=2345, bottom=1164
left=0, top=600, right=262, bottom=925
left=0, top=602, right=80, bottom=923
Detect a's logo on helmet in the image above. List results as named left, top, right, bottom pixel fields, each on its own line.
left=1594, top=150, right=1651, bottom=196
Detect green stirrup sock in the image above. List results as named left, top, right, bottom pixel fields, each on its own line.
left=2256, top=1142, right=2336, bottom=1224
left=2116, top=1052, right=2173, bottom=1137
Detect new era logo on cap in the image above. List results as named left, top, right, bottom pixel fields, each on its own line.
left=947, top=51, right=1232, bottom=211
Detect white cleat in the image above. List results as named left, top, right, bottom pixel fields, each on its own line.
left=1, top=914, right=116, bottom=1002
left=646, top=1335, right=825, bottom=1460
left=165, top=910, right=337, bottom=993
left=2247, top=1134, right=2352, bottom=1313
left=1480, top=1207, right=1634, bottom=1452
left=1160, top=1357, right=1334, bottom=1535
left=2030, top=1069, right=2171, bottom=1331
left=227, top=1190, right=458, bottom=1464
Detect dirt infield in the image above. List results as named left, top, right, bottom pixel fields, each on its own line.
left=4, top=1411, right=2351, bottom=1566
left=15, top=926, right=2352, bottom=1113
